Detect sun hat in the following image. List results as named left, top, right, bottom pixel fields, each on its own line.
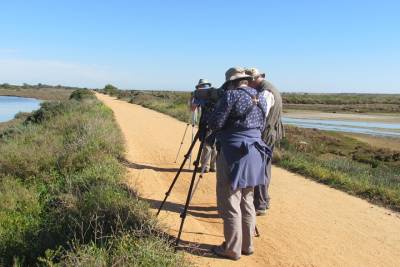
left=196, top=79, right=212, bottom=89
left=221, top=67, right=252, bottom=88
left=245, top=67, right=266, bottom=79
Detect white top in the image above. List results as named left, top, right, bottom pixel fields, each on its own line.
left=261, top=90, right=275, bottom=117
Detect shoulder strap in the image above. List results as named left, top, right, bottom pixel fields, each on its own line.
left=235, top=88, right=266, bottom=119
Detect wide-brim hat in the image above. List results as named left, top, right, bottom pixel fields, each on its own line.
left=245, top=67, right=266, bottom=78
left=196, top=78, right=212, bottom=89
left=221, top=67, right=252, bottom=88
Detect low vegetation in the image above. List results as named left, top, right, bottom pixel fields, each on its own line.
left=0, top=83, right=78, bottom=100
left=282, top=92, right=400, bottom=105
left=282, top=93, right=400, bottom=113
left=96, top=87, right=400, bottom=114
left=0, top=89, right=185, bottom=266
left=99, top=88, right=400, bottom=211
left=277, top=126, right=400, bottom=210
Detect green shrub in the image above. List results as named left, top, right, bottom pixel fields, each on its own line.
left=42, top=234, right=184, bottom=267
left=0, top=178, right=42, bottom=265
left=69, top=89, right=95, bottom=101
left=0, top=96, right=186, bottom=266
left=103, top=84, right=118, bottom=96
left=25, top=101, right=74, bottom=124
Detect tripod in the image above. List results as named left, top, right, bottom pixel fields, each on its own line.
left=174, top=110, right=198, bottom=169
left=158, top=126, right=261, bottom=248
left=157, top=128, right=205, bottom=247
left=173, top=122, right=189, bottom=164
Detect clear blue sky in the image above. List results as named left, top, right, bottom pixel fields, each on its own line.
left=0, top=0, right=399, bottom=93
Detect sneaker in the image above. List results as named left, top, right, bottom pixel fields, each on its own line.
left=195, top=166, right=208, bottom=173
left=212, top=244, right=240, bottom=261
left=256, top=209, right=267, bottom=216
left=209, top=168, right=216, bottom=172
left=242, top=250, right=254, bottom=256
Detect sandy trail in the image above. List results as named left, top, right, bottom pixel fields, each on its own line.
left=97, top=93, right=400, bottom=267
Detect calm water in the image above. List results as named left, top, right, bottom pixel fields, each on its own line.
left=0, top=96, right=41, bottom=123
left=283, top=117, right=400, bottom=138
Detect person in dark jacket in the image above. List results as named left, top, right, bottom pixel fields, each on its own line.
left=191, top=79, right=217, bottom=172
left=246, top=68, right=284, bottom=215
left=209, top=67, right=272, bottom=260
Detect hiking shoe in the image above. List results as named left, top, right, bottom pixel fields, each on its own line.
left=195, top=167, right=208, bottom=173
left=256, top=209, right=267, bottom=216
left=209, top=168, right=216, bottom=172
left=242, top=250, right=254, bottom=256
left=212, top=244, right=240, bottom=261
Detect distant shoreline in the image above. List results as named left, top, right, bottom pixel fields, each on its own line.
left=284, top=109, right=400, bottom=123
left=0, top=94, right=42, bottom=101
left=0, top=86, right=73, bottom=101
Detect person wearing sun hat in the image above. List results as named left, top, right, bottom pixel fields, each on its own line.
left=245, top=67, right=284, bottom=216
left=191, top=79, right=212, bottom=111
left=190, top=79, right=218, bottom=172
left=196, top=78, right=211, bottom=89
left=208, top=67, right=272, bottom=260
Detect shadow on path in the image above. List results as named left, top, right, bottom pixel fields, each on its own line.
left=119, top=162, right=223, bottom=260
left=121, top=158, right=193, bottom=173
left=140, top=197, right=220, bottom=219
left=162, top=232, right=222, bottom=259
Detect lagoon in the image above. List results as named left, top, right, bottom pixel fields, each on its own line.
left=0, top=96, right=41, bottom=123
left=283, top=110, right=400, bottom=138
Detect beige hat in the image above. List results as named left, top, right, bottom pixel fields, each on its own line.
left=222, top=67, right=252, bottom=88
left=245, top=67, right=266, bottom=78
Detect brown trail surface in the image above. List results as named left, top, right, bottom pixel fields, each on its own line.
left=97, top=93, right=400, bottom=267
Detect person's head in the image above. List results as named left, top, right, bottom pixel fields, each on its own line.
left=195, top=79, right=211, bottom=90
left=245, top=68, right=266, bottom=88
left=222, top=67, right=252, bottom=90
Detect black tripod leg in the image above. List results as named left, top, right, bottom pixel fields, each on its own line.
left=255, top=225, right=260, bottom=237
left=174, top=123, right=190, bottom=163
left=156, top=131, right=200, bottom=216
left=175, top=138, right=206, bottom=248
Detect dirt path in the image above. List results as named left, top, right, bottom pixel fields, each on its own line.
left=97, top=93, right=400, bottom=267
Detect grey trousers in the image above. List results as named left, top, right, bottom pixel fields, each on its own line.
left=254, top=146, right=273, bottom=210
left=200, top=143, right=217, bottom=170
left=216, top=151, right=256, bottom=259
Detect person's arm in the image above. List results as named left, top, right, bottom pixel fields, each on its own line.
left=189, top=96, right=202, bottom=111
left=208, top=91, right=234, bottom=131
left=262, top=90, right=275, bottom=117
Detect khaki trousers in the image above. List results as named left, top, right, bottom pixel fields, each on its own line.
left=200, top=143, right=217, bottom=170
left=216, top=151, right=256, bottom=259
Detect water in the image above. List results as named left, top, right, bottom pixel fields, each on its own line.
left=0, top=96, right=41, bottom=123
left=283, top=117, right=400, bottom=138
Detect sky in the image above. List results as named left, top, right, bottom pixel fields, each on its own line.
left=0, top=0, right=399, bottom=93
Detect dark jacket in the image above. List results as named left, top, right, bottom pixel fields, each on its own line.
left=259, top=80, right=284, bottom=146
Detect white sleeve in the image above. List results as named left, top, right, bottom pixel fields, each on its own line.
left=262, top=91, right=275, bottom=117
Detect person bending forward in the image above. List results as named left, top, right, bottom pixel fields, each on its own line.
left=208, top=67, right=271, bottom=260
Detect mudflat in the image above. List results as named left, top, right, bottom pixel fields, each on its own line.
left=344, top=132, right=400, bottom=151
left=284, top=109, right=400, bottom=123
